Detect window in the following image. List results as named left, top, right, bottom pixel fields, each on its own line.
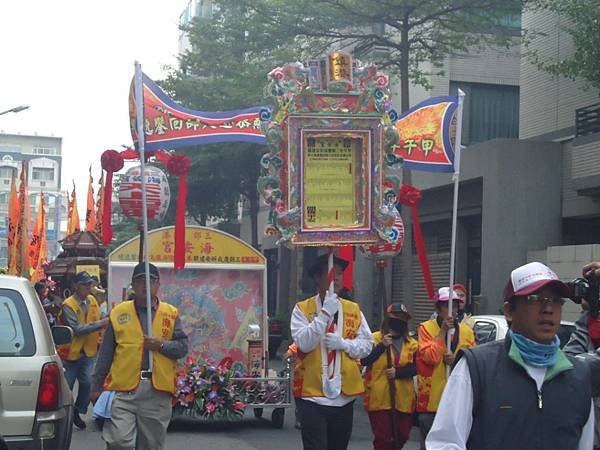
left=32, top=167, right=54, bottom=181
left=32, top=147, right=54, bottom=155
left=0, top=289, right=36, bottom=356
left=0, top=193, right=8, bottom=204
left=0, top=167, right=16, bottom=179
left=473, top=321, right=497, bottom=345
left=450, top=81, right=519, bottom=145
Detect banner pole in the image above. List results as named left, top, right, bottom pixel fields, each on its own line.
left=446, top=89, right=465, bottom=378
left=135, top=61, right=154, bottom=371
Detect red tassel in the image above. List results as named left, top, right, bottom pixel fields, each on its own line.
left=398, top=183, right=435, bottom=299
left=174, top=173, right=188, bottom=270
left=411, top=205, right=434, bottom=299
left=102, top=171, right=113, bottom=245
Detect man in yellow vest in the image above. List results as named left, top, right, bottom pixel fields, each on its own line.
left=58, top=270, right=109, bottom=430
left=291, top=254, right=373, bottom=450
left=90, top=263, right=188, bottom=450
left=415, top=286, right=475, bottom=449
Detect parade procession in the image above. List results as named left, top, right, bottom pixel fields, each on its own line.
left=1, top=1, right=600, bottom=449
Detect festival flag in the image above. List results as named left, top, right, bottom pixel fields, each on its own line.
left=95, top=170, right=104, bottom=238
left=15, top=162, right=31, bottom=278
left=7, top=171, right=20, bottom=275
left=85, top=167, right=97, bottom=231
left=29, top=193, right=46, bottom=282
left=66, top=182, right=81, bottom=236
left=392, top=95, right=459, bottom=173
left=129, top=72, right=268, bottom=151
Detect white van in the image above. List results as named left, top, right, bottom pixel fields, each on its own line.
left=0, top=275, right=74, bottom=449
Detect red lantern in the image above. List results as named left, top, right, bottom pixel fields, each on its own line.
left=118, top=165, right=170, bottom=221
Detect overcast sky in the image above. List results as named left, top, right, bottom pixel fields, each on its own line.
left=0, top=0, right=188, bottom=211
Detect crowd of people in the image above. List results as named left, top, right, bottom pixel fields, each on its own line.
left=290, top=256, right=599, bottom=450
left=33, top=254, right=600, bottom=450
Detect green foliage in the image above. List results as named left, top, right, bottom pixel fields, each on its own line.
left=226, top=0, right=524, bottom=89
left=160, top=3, right=307, bottom=242
left=529, top=0, right=600, bottom=91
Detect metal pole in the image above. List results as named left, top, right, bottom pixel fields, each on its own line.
left=134, top=61, right=154, bottom=371
left=377, top=259, right=401, bottom=450
left=446, top=89, right=465, bottom=378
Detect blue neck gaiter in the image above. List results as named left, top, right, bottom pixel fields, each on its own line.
left=509, top=330, right=560, bottom=368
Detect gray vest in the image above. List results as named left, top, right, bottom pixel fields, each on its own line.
left=459, top=337, right=591, bottom=450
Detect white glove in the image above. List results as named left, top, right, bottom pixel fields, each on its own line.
left=325, top=333, right=348, bottom=352
left=321, top=292, right=339, bottom=317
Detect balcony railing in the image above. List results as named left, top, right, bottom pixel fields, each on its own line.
left=576, top=102, right=600, bottom=137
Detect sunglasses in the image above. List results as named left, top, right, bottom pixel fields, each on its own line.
left=524, top=294, right=565, bottom=306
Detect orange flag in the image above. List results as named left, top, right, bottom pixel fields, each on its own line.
left=15, top=162, right=31, bottom=278
left=7, top=172, right=20, bottom=275
left=85, top=167, right=97, bottom=231
left=29, top=193, right=46, bottom=282
left=67, top=182, right=81, bottom=236
left=95, top=170, right=104, bottom=238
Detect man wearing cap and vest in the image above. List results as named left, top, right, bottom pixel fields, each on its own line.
left=453, top=283, right=474, bottom=329
left=291, top=253, right=372, bottom=450
left=58, top=271, right=109, bottom=430
left=91, top=263, right=188, bottom=450
left=427, top=262, right=594, bottom=450
left=416, top=287, right=475, bottom=448
left=362, top=303, right=418, bottom=450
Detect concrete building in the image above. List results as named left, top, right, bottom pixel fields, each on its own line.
left=0, top=133, right=67, bottom=267
left=387, top=8, right=600, bottom=324
left=178, top=0, right=215, bottom=54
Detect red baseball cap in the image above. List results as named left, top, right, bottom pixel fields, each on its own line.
left=503, top=262, right=570, bottom=302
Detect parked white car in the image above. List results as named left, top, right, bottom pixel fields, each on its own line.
left=472, top=315, right=575, bottom=348
left=0, top=275, right=74, bottom=449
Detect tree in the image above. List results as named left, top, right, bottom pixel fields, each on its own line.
left=228, top=0, right=524, bottom=301
left=530, top=0, right=600, bottom=91
left=161, top=2, right=307, bottom=247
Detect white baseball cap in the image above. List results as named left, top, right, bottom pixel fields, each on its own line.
left=435, top=286, right=461, bottom=302
left=503, top=261, right=570, bottom=302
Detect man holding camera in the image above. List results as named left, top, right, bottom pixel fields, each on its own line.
left=427, top=262, right=594, bottom=450
left=564, top=261, right=600, bottom=449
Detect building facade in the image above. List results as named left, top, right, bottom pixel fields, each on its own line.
left=0, top=133, right=67, bottom=267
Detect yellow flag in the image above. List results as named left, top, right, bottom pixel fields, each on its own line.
left=85, top=167, right=97, bottom=231
left=29, top=193, right=46, bottom=282
left=15, top=162, right=31, bottom=278
left=66, top=182, right=81, bottom=236
left=7, top=172, right=20, bottom=275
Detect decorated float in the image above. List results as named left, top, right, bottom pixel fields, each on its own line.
left=107, top=226, right=291, bottom=426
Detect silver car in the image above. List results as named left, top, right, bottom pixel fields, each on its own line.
left=0, top=275, right=74, bottom=449
left=472, top=314, right=575, bottom=348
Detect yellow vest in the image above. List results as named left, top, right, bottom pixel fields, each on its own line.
left=363, top=331, right=418, bottom=412
left=57, top=295, right=101, bottom=361
left=104, top=300, right=179, bottom=394
left=416, top=319, right=475, bottom=412
left=293, top=296, right=364, bottom=398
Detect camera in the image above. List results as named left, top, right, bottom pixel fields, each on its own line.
left=567, top=275, right=600, bottom=318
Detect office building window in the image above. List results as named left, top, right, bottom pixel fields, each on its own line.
left=32, top=167, right=54, bottom=181
left=450, top=81, right=519, bottom=145
left=33, top=147, right=55, bottom=155
left=0, top=167, right=16, bottom=178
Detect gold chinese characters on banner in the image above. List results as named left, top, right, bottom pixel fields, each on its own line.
left=301, top=131, right=369, bottom=231
left=327, top=51, right=352, bottom=85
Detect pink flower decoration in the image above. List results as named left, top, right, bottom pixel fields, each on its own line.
left=269, top=68, right=285, bottom=81
left=375, top=72, right=389, bottom=88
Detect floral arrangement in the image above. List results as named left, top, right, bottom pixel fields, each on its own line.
left=173, top=356, right=246, bottom=420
